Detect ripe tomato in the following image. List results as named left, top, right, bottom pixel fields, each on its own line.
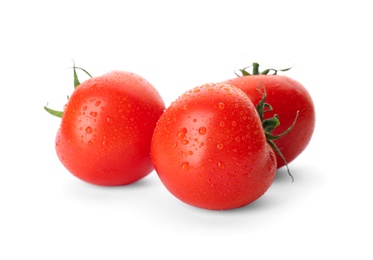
left=224, top=63, right=315, bottom=168
left=49, top=69, right=165, bottom=186
left=151, top=82, right=277, bottom=210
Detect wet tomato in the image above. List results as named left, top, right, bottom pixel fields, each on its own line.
left=46, top=66, right=165, bottom=186
left=225, top=63, right=315, bottom=168
left=151, top=82, right=278, bottom=210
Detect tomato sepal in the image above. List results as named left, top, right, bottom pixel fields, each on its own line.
left=44, top=60, right=93, bottom=118
left=235, top=62, right=293, bottom=76
left=44, top=104, right=63, bottom=118
left=255, top=84, right=299, bottom=182
left=70, top=60, right=93, bottom=89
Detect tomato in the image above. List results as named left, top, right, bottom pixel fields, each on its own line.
left=47, top=68, right=165, bottom=186
left=224, top=63, right=315, bottom=168
left=151, top=82, right=278, bottom=210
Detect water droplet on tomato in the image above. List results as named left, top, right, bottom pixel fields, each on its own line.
left=198, top=127, right=206, bottom=135
left=182, top=139, right=189, bottom=145
left=219, top=121, right=225, bottom=127
left=217, top=143, right=224, bottom=150
left=181, top=162, right=190, bottom=170
left=217, top=161, right=226, bottom=169
left=88, top=141, right=93, bottom=146
left=177, top=128, right=187, bottom=139
left=82, top=105, right=87, bottom=111
left=106, top=117, right=112, bottom=123
left=188, top=150, right=193, bottom=156
left=90, top=111, right=97, bottom=117
left=95, top=101, right=101, bottom=107
left=85, top=126, right=93, bottom=134
left=182, top=105, right=188, bottom=110
left=218, top=102, right=225, bottom=110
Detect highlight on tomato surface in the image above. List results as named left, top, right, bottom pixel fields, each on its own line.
left=45, top=62, right=165, bottom=186
left=224, top=62, right=315, bottom=169
left=150, top=82, right=296, bottom=210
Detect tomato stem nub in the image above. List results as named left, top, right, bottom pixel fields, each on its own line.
left=255, top=83, right=298, bottom=182
left=252, top=62, right=260, bottom=75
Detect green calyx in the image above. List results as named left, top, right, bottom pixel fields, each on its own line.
left=44, top=60, right=92, bottom=118
left=255, top=84, right=298, bottom=182
left=235, top=62, right=292, bottom=77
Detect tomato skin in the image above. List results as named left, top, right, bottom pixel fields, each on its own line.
left=224, top=75, right=315, bottom=168
left=56, top=71, right=165, bottom=186
left=151, top=83, right=276, bottom=210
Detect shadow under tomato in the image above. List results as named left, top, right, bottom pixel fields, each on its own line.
left=273, top=162, right=323, bottom=185
left=210, top=162, right=324, bottom=214
left=63, top=172, right=160, bottom=203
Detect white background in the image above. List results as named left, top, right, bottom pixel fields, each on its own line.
left=1, top=0, right=372, bottom=259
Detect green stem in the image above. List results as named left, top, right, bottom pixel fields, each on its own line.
left=252, top=62, right=260, bottom=75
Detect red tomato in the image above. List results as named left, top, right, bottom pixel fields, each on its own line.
left=54, top=70, right=165, bottom=186
left=224, top=63, right=315, bottom=168
left=151, top=83, right=277, bottom=210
